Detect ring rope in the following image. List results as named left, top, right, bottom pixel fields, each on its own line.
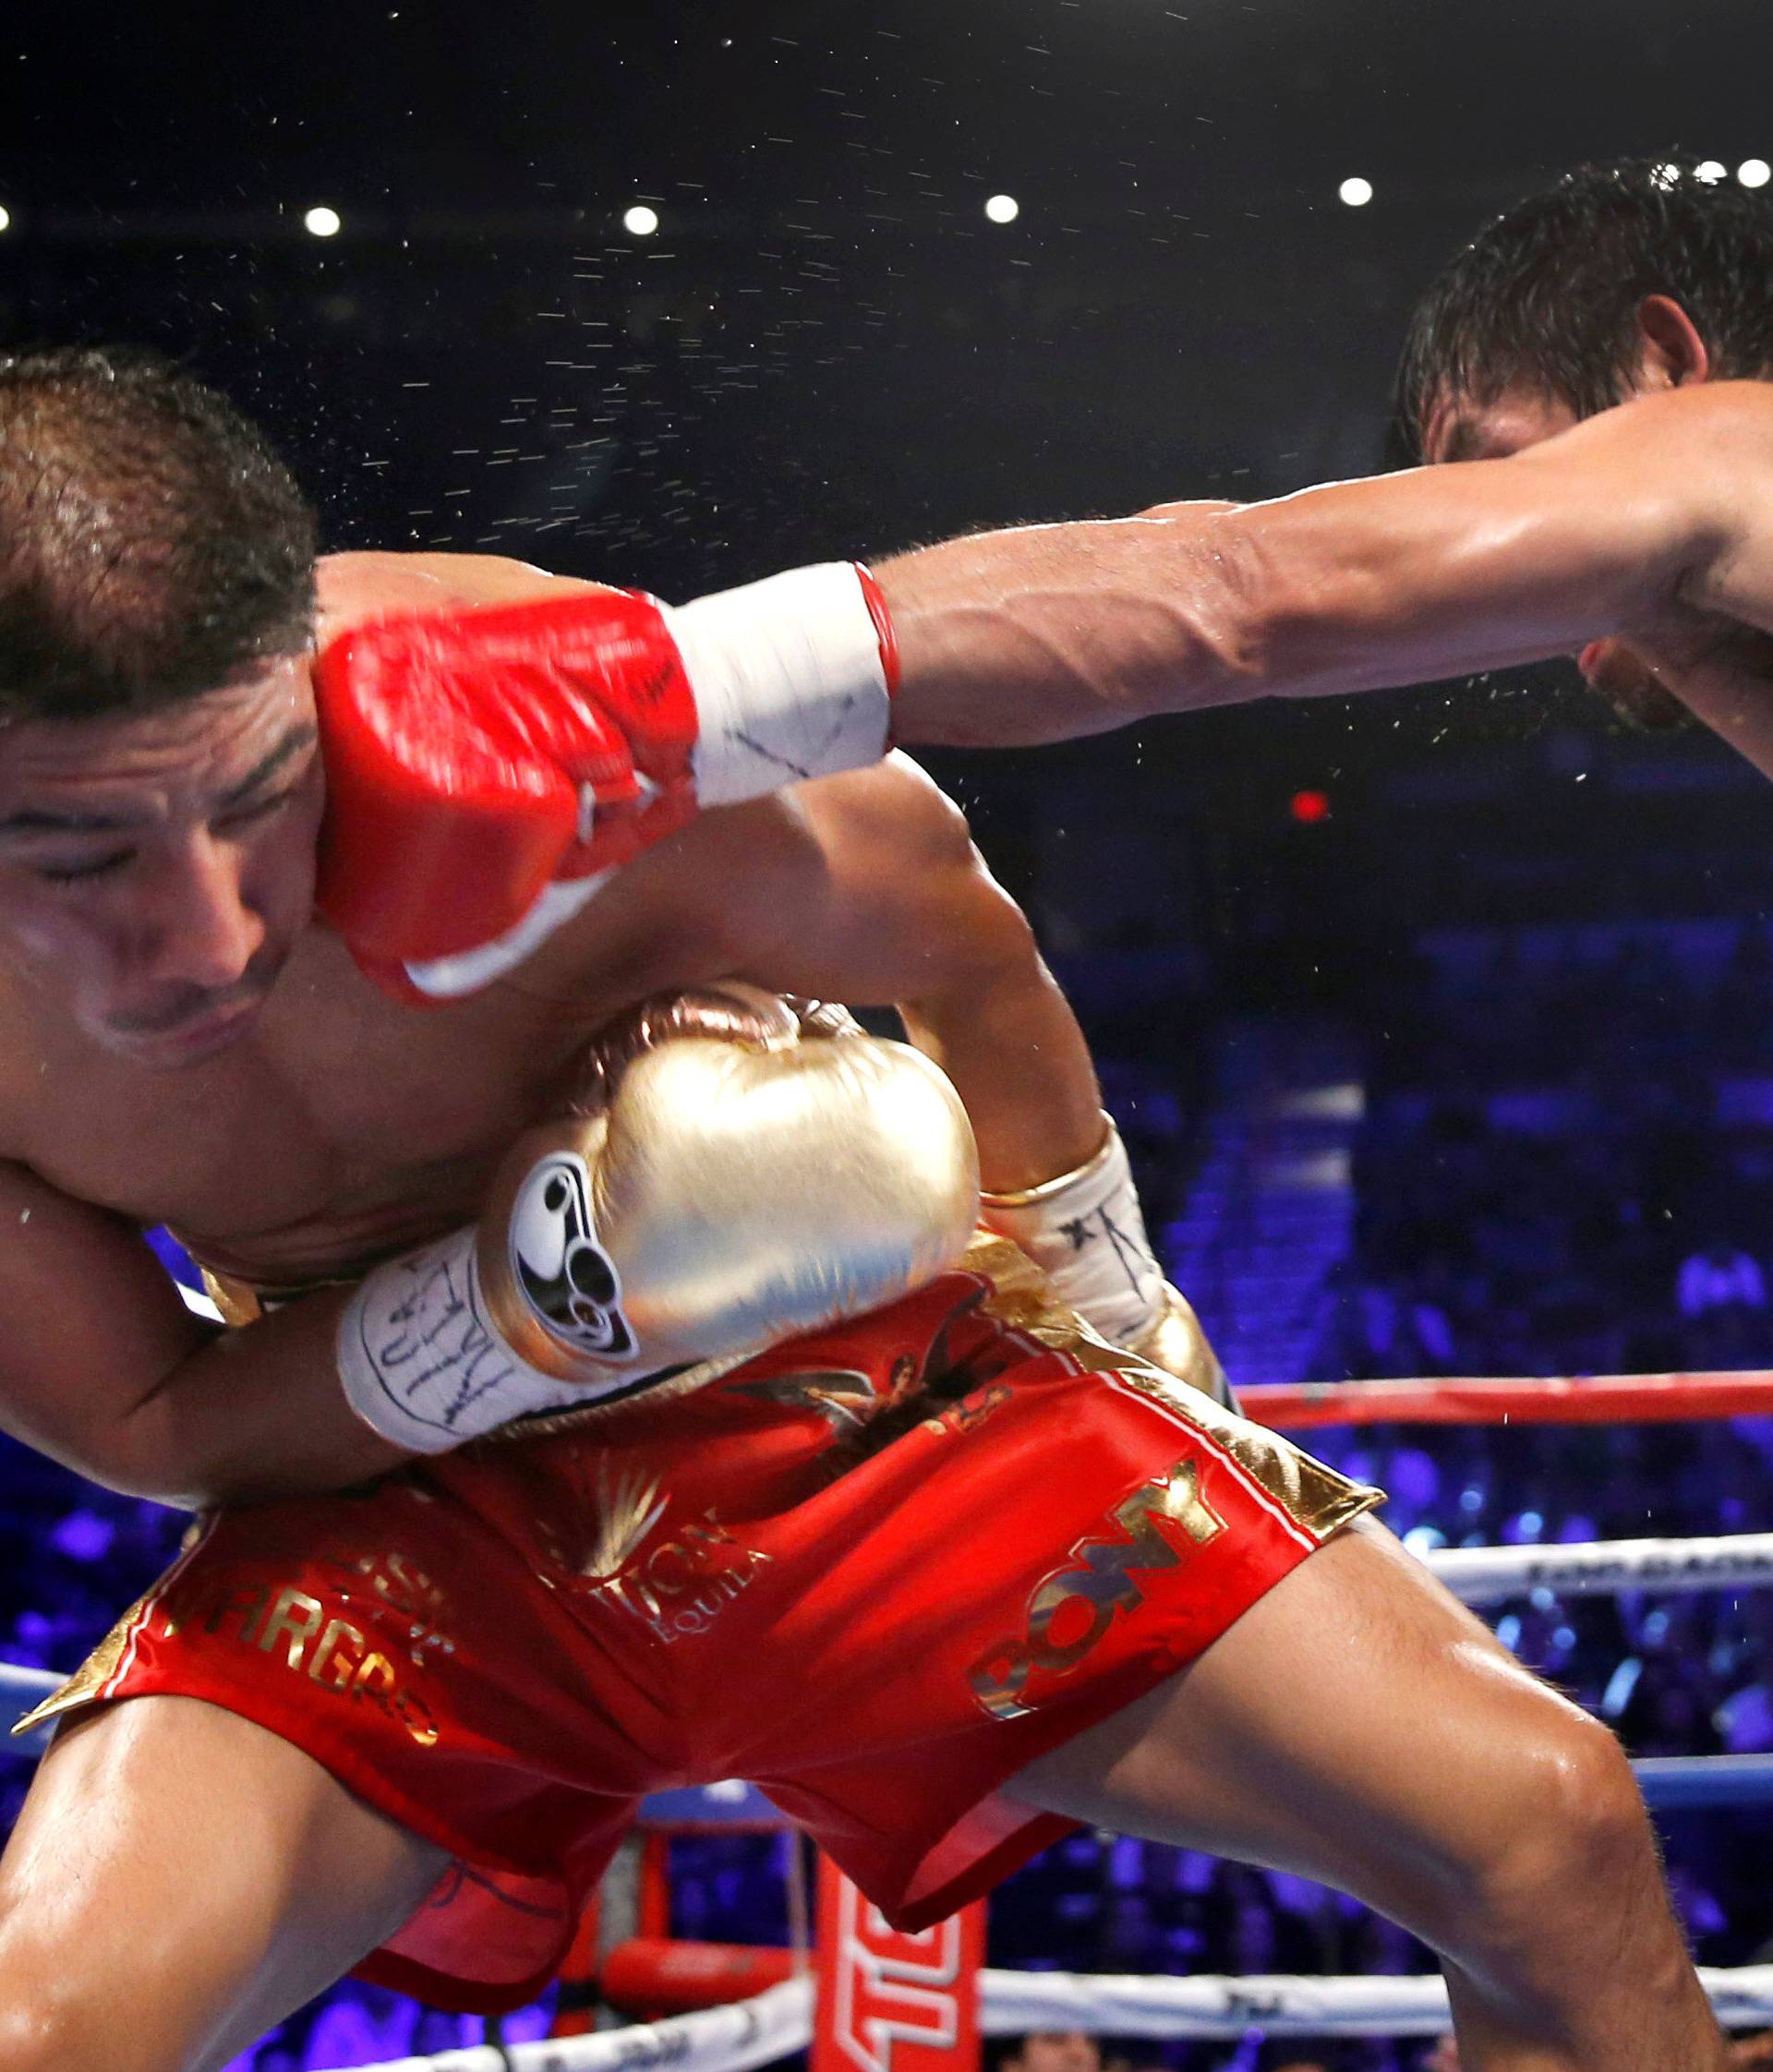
left=1239, top=1369, right=1773, bottom=1427
left=1425, top=1530, right=1773, bottom=1604
left=321, top=1977, right=812, bottom=2072
left=320, top=1962, right=1773, bottom=2067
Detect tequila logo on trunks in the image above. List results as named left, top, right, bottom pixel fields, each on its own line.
left=510, top=1150, right=637, bottom=1361
left=590, top=1506, right=772, bottom=1644
left=968, top=1458, right=1225, bottom=1721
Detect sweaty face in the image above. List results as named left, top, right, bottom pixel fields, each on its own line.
left=0, top=659, right=324, bottom=1066
left=1418, top=384, right=1584, bottom=466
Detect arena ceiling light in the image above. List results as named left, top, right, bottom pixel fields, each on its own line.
left=1338, top=176, right=1373, bottom=208
left=1695, top=161, right=1729, bottom=184
left=622, top=204, right=660, bottom=237
left=303, top=205, right=342, bottom=238
left=1739, top=159, right=1772, bottom=189
left=984, top=193, right=1019, bottom=224
left=0, top=205, right=11, bottom=235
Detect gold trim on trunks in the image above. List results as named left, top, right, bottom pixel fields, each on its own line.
left=10, top=1590, right=156, bottom=1738
left=963, top=1233, right=1382, bottom=1545
left=199, top=1266, right=265, bottom=1328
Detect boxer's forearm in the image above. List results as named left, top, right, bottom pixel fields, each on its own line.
left=751, top=763, right=1104, bottom=1192
left=1662, top=659, right=1773, bottom=783
left=0, top=1159, right=411, bottom=1509
left=898, top=947, right=1104, bottom=1195
left=107, top=1289, right=409, bottom=1508
left=878, top=386, right=1751, bottom=745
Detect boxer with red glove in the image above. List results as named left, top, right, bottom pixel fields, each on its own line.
left=314, top=564, right=898, bottom=1001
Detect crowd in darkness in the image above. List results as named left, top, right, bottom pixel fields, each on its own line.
left=3, top=918, right=1773, bottom=2067
left=1331, top=922, right=1773, bottom=1386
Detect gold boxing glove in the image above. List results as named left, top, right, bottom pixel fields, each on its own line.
left=337, top=985, right=980, bottom=1452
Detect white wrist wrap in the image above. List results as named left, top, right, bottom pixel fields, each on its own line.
left=669, top=561, right=892, bottom=807
left=337, top=1225, right=587, bottom=1453
left=980, top=1121, right=1166, bottom=1348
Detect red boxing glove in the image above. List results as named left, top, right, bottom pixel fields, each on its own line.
left=314, top=562, right=899, bottom=1001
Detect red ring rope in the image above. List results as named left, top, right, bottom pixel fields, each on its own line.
left=1237, top=1370, right=1773, bottom=1428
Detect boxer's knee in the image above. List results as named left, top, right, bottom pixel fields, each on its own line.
left=1419, top=1697, right=1657, bottom=1979
left=0, top=1946, right=102, bottom=2072
left=0, top=1898, right=181, bottom=2072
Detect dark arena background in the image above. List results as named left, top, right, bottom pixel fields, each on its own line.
left=4, top=6, right=1773, bottom=2068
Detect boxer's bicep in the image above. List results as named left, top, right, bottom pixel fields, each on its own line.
left=0, top=1159, right=206, bottom=1485
left=1674, top=387, right=1773, bottom=637
left=730, top=757, right=1027, bottom=1005
left=724, top=759, right=1106, bottom=1189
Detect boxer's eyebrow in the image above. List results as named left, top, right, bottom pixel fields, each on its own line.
left=213, top=722, right=319, bottom=810
left=0, top=721, right=319, bottom=836
left=1436, top=416, right=1483, bottom=464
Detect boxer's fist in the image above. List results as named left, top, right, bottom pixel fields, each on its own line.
left=335, top=986, right=978, bottom=1452
left=476, top=983, right=976, bottom=1385
left=314, top=567, right=899, bottom=1003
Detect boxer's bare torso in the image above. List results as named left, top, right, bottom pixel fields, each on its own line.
left=0, top=550, right=1104, bottom=1501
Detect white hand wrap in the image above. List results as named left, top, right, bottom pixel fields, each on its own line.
left=669, top=562, right=895, bottom=806
left=980, top=1120, right=1165, bottom=1347
left=338, top=988, right=980, bottom=1453
left=337, top=1224, right=590, bottom=1453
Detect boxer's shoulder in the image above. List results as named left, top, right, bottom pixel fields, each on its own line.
left=490, top=789, right=833, bottom=1003
left=312, top=549, right=612, bottom=644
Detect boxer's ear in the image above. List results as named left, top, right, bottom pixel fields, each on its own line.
left=1631, top=295, right=1712, bottom=393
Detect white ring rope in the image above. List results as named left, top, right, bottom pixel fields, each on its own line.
left=321, top=1978, right=813, bottom=2072
left=978, top=1964, right=1773, bottom=2039
left=1423, top=1530, right=1773, bottom=1605
left=321, top=1964, right=1773, bottom=2067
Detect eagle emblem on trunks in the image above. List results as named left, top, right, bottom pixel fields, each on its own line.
left=508, top=1150, right=638, bottom=1362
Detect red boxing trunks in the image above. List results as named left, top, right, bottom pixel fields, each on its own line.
left=18, top=1238, right=1380, bottom=2014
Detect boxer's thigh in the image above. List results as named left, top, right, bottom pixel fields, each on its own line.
left=1002, top=1513, right=1648, bottom=1954
left=0, top=1693, right=446, bottom=2072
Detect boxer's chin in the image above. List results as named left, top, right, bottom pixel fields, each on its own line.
left=1577, top=638, right=1695, bottom=734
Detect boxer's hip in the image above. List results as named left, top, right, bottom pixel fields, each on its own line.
left=15, top=1236, right=1381, bottom=2010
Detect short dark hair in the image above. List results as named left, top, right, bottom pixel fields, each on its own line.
left=0, top=347, right=317, bottom=722
left=1390, top=157, right=1773, bottom=464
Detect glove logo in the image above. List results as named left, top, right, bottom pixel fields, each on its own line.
left=509, top=1150, right=639, bottom=1363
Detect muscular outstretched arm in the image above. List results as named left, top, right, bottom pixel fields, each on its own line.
left=879, top=382, right=1769, bottom=745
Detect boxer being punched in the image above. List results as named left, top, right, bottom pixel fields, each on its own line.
left=0, top=348, right=1724, bottom=2071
